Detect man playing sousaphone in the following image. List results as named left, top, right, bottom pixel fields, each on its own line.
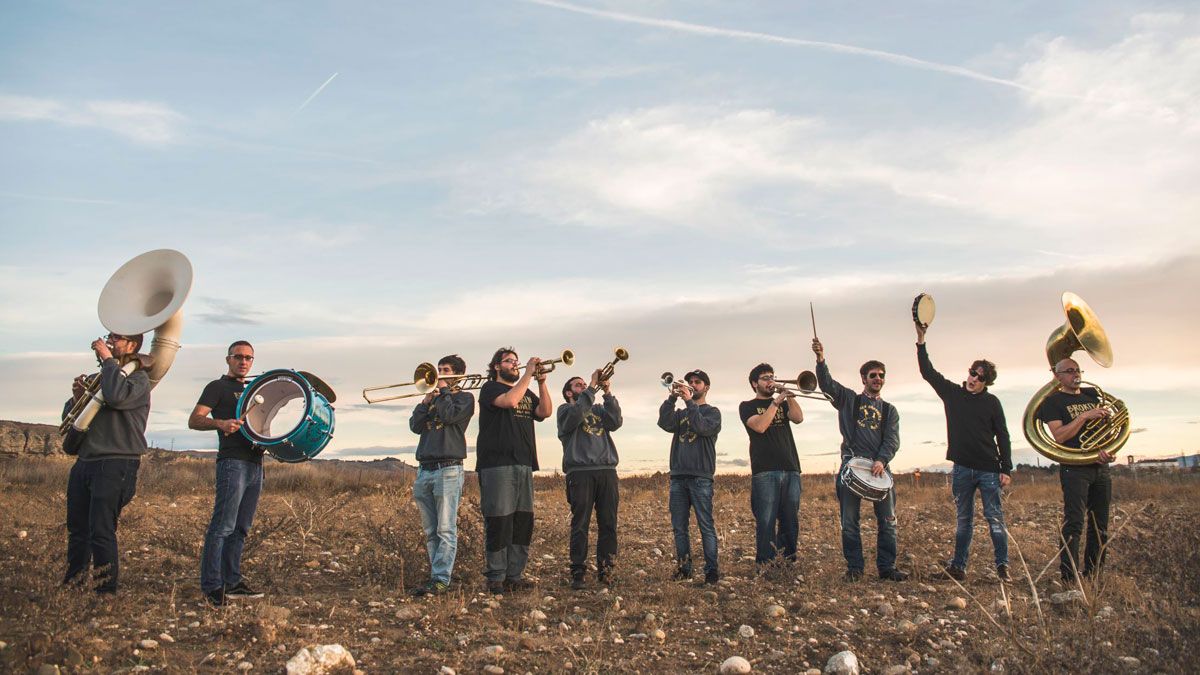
left=1038, top=358, right=1115, bottom=581
left=62, top=332, right=149, bottom=595
left=408, top=354, right=475, bottom=596
left=476, top=347, right=552, bottom=594
left=914, top=321, right=1013, bottom=583
left=558, top=368, right=623, bottom=590
left=812, top=338, right=907, bottom=582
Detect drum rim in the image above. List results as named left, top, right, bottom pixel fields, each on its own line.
left=238, top=368, right=315, bottom=445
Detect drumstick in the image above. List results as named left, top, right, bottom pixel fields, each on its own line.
left=239, top=394, right=265, bottom=422
left=809, top=302, right=818, bottom=339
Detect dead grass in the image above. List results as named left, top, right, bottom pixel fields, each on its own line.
left=1, top=457, right=1197, bottom=673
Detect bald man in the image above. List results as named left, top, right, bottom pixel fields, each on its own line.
left=1036, top=357, right=1115, bottom=582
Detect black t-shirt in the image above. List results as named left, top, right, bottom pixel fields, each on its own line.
left=476, top=380, right=543, bottom=471
left=1037, top=388, right=1100, bottom=450
left=739, top=398, right=801, bottom=474
left=197, top=375, right=263, bottom=463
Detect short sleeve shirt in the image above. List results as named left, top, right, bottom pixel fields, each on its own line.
left=739, top=399, right=801, bottom=473
left=1037, top=388, right=1101, bottom=450
left=197, top=375, right=263, bottom=463
left=476, top=381, right=541, bottom=471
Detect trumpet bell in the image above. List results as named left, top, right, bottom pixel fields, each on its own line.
left=614, top=347, right=629, bottom=362
left=562, top=350, right=575, bottom=366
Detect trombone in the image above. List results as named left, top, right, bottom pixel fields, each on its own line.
left=515, top=349, right=574, bottom=376
left=660, top=371, right=694, bottom=397
left=772, top=371, right=834, bottom=402
left=362, top=362, right=484, bottom=404
left=598, top=347, right=629, bottom=383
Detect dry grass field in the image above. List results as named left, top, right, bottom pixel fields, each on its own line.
left=1, top=457, right=1197, bottom=674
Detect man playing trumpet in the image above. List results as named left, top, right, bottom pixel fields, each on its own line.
left=740, top=363, right=804, bottom=570
left=659, top=370, right=722, bottom=585
left=812, top=338, right=907, bottom=582
left=62, top=332, right=149, bottom=595
left=558, top=368, right=623, bottom=590
left=476, top=347, right=552, bottom=594
left=408, top=354, right=475, bottom=596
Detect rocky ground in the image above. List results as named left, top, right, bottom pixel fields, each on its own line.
left=1, top=458, right=1197, bottom=673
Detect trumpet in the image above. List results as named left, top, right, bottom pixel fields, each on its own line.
left=772, top=371, right=835, bottom=402
left=362, top=362, right=485, bottom=404
left=597, top=347, right=629, bottom=383
left=515, top=349, right=574, bottom=376
left=660, top=371, right=694, bottom=396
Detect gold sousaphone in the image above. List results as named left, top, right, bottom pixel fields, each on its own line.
left=1022, top=292, right=1131, bottom=465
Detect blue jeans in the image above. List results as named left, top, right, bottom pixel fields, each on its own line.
left=65, top=458, right=140, bottom=593
left=951, top=464, right=1008, bottom=569
left=836, top=461, right=898, bottom=574
left=200, top=459, right=263, bottom=593
left=750, top=471, right=802, bottom=564
left=413, top=464, right=465, bottom=584
left=669, top=476, right=718, bottom=575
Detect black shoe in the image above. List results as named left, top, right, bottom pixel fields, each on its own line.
left=996, top=564, right=1011, bottom=583
left=204, top=589, right=225, bottom=607
left=409, top=581, right=435, bottom=597
left=597, top=568, right=613, bottom=586
left=570, top=575, right=586, bottom=591
left=504, top=578, right=534, bottom=593
left=704, top=570, right=720, bottom=585
left=879, top=568, right=909, bottom=582
left=844, top=569, right=863, bottom=582
left=672, top=565, right=693, bottom=581
left=487, top=580, right=505, bottom=595
left=225, top=582, right=264, bottom=598
left=938, top=563, right=966, bottom=581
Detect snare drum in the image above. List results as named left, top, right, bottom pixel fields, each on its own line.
left=238, top=369, right=337, bottom=463
left=840, top=457, right=893, bottom=502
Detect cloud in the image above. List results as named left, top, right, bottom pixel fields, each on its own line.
left=1130, top=427, right=1148, bottom=435
left=0, top=94, right=186, bottom=145
left=717, top=457, right=749, bottom=467
left=194, top=297, right=264, bottom=325
left=331, top=445, right=418, bottom=458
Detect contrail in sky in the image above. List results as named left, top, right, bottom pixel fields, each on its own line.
left=524, top=0, right=1041, bottom=95
left=297, top=72, right=339, bottom=112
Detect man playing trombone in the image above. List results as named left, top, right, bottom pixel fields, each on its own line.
left=659, top=370, right=722, bottom=585
left=558, top=369, right=623, bottom=590
left=476, top=347, right=552, bottom=594
left=740, top=363, right=804, bottom=570
left=408, top=354, right=475, bottom=596
left=812, top=338, right=907, bottom=582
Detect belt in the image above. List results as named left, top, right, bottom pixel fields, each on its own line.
left=420, top=459, right=463, bottom=470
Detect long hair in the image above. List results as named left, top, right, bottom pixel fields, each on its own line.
left=487, top=347, right=516, bottom=381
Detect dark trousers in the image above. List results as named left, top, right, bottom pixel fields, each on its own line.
left=64, top=458, right=140, bottom=593
left=669, top=476, right=718, bottom=575
left=750, top=471, right=802, bottom=564
left=200, top=459, right=263, bottom=593
left=836, top=461, right=898, bottom=574
left=1059, top=464, right=1111, bottom=578
left=565, top=469, right=619, bottom=577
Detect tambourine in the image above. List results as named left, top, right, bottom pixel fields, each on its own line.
left=912, top=293, right=935, bottom=328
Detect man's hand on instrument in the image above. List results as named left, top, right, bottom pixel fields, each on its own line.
left=600, top=378, right=611, bottom=395
left=72, top=375, right=88, bottom=399
left=811, top=338, right=824, bottom=362
left=1097, top=449, right=1115, bottom=464
left=1081, top=407, right=1110, bottom=422
left=1000, top=473, right=1012, bottom=488
left=871, top=460, right=885, bottom=478
left=422, top=391, right=436, bottom=405
left=589, top=369, right=601, bottom=389
left=915, top=321, right=927, bottom=343
left=528, top=357, right=546, bottom=382
left=216, top=419, right=243, bottom=436
left=92, top=338, right=113, bottom=362
left=773, top=390, right=791, bottom=406
left=677, top=384, right=693, bottom=402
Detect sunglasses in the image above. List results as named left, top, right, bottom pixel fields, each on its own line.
left=866, top=372, right=886, bottom=380
left=968, top=370, right=986, bottom=380
left=1056, top=368, right=1084, bottom=375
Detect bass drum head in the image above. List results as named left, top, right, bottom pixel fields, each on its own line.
left=912, top=293, right=936, bottom=327
left=239, top=370, right=313, bottom=443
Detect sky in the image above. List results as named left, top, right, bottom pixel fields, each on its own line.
left=2, top=1, right=1197, bottom=473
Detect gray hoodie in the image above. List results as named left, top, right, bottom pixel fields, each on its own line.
left=815, top=361, right=899, bottom=465
left=658, top=397, right=721, bottom=478
left=557, top=388, right=622, bottom=473
left=409, top=388, right=475, bottom=463
left=61, top=358, right=150, bottom=460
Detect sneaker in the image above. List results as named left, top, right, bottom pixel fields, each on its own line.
left=672, top=565, right=693, bottom=581
left=879, top=568, right=909, bottom=582
left=844, top=569, right=863, bottom=582
left=430, top=580, right=451, bottom=595
left=487, top=580, right=505, bottom=595
left=703, top=570, right=720, bottom=585
left=504, top=578, right=535, bottom=593
left=938, top=563, right=966, bottom=582
left=225, top=582, right=264, bottom=598
left=409, top=581, right=435, bottom=597
left=996, top=564, right=1011, bottom=583
left=570, top=575, right=586, bottom=591
left=204, top=588, right=225, bottom=607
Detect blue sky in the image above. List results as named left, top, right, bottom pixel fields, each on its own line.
left=2, top=1, right=1197, bottom=472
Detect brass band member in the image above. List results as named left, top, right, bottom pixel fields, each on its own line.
left=740, top=363, right=804, bottom=570
left=812, top=338, right=908, bottom=582
left=558, top=369, right=623, bottom=590
left=190, top=340, right=265, bottom=606
left=658, top=370, right=722, bottom=585
left=408, top=355, right=475, bottom=596
left=1038, top=358, right=1115, bottom=581
left=476, top=347, right=552, bottom=594
left=62, top=333, right=149, bottom=594
left=915, top=322, right=1013, bottom=583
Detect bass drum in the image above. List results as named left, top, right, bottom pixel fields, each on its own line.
left=237, top=369, right=337, bottom=463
